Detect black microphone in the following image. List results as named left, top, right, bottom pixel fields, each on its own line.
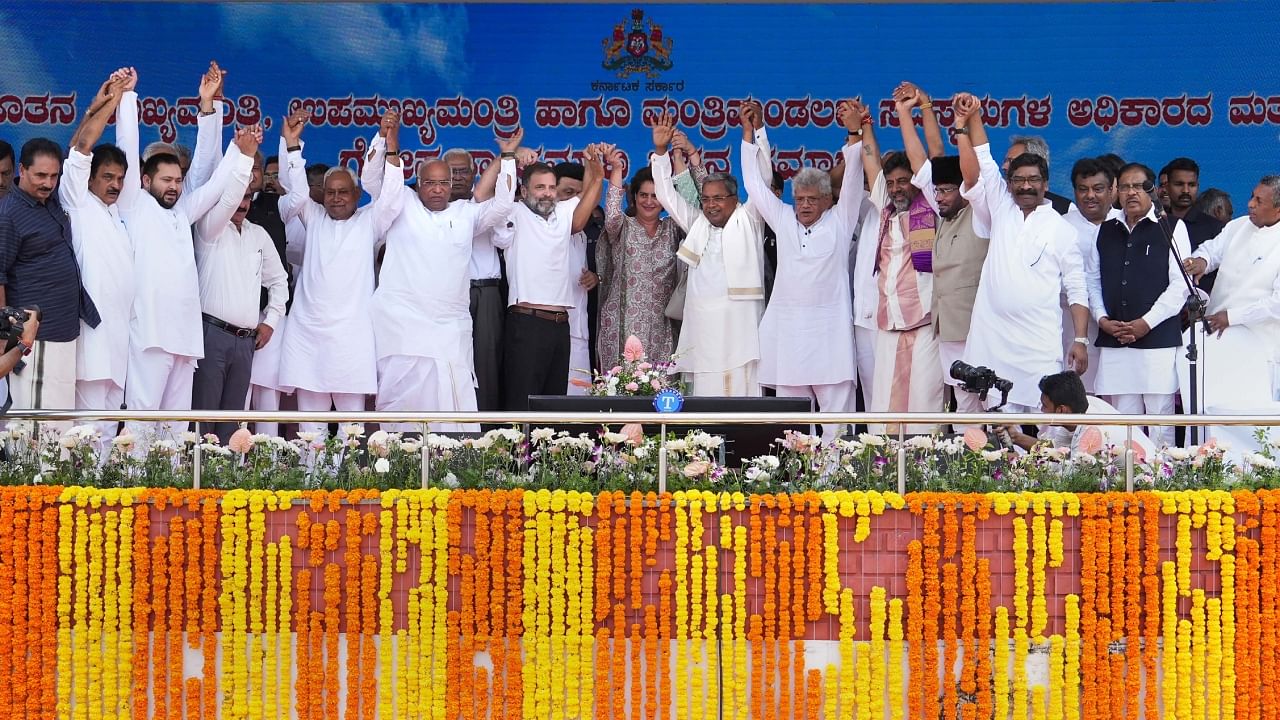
left=1145, top=181, right=1166, bottom=220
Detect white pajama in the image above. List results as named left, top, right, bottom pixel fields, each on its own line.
left=774, top=380, right=855, bottom=443
left=124, top=347, right=197, bottom=445
left=1109, top=392, right=1175, bottom=448
left=75, top=378, right=124, bottom=451
left=376, top=355, right=479, bottom=433
left=567, top=335, right=592, bottom=396
left=296, top=389, right=367, bottom=438
left=685, top=361, right=759, bottom=398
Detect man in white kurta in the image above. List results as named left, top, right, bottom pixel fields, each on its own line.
left=1062, top=159, right=1122, bottom=393
left=360, top=117, right=516, bottom=432
left=60, top=76, right=134, bottom=448
left=953, top=93, right=1090, bottom=413
left=1086, top=166, right=1191, bottom=449
left=652, top=114, right=766, bottom=396
left=116, top=80, right=249, bottom=445
left=740, top=103, right=865, bottom=441
left=1183, top=179, right=1280, bottom=419
left=276, top=114, right=403, bottom=438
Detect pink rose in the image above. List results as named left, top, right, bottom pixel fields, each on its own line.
left=623, top=335, right=646, bottom=362
left=963, top=428, right=988, bottom=452
left=625, top=382, right=640, bottom=392
left=683, top=460, right=711, bottom=478
left=610, top=366, right=623, bottom=375
left=638, top=362, right=652, bottom=371
left=1127, top=440, right=1147, bottom=464
left=1077, top=427, right=1104, bottom=455
left=621, top=423, right=644, bottom=445
left=650, top=379, right=662, bottom=390
left=228, top=428, right=254, bottom=454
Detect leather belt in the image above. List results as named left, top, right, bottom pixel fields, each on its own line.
left=470, top=278, right=501, bottom=288
left=202, top=313, right=258, bottom=338
left=508, top=306, right=569, bottom=324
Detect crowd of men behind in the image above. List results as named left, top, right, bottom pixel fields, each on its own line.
left=2, top=63, right=1278, bottom=458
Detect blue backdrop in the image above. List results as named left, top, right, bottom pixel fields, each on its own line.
left=1, top=2, right=1277, bottom=204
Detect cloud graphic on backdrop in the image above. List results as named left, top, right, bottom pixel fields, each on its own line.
left=218, top=4, right=471, bottom=90
left=0, top=10, right=55, bottom=95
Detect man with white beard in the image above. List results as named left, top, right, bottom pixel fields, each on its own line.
left=360, top=111, right=518, bottom=432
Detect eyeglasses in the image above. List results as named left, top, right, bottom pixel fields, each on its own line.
left=934, top=185, right=960, bottom=195
left=794, top=196, right=824, bottom=207
left=264, top=171, right=279, bottom=179
left=1117, top=182, right=1148, bottom=194
left=1009, top=176, right=1044, bottom=187
left=449, top=167, right=474, bottom=177
left=421, top=180, right=451, bottom=189
left=702, top=194, right=734, bottom=203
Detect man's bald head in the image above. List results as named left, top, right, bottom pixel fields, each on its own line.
left=416, top=159, right=452, bottom=212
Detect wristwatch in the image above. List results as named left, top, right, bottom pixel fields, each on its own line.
left=954, top=127, right=969, bottom=136
left=1073, top=337, right=1089, bottom=345
left=15, top=340, right=32, bottom=356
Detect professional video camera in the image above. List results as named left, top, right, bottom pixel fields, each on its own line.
left=949, top=360, right=1012, bottom=411
left=0, top=306, right=31, bottom=350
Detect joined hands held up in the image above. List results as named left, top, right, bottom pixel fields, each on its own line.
left=281, top=108, right=308, bottom=147
left=497, top=127, right=525, bottom=155
left=233, top=124, right=264, bottom=157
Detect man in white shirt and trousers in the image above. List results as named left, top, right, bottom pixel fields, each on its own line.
left=116, top=67, right=253, bottom=446
left=360, top=111, right=518, bottom=432
left=1086, top=163, right=1191, bottom=449
left=190, top=123, right=288, bottom=443
left=650, top=111, right=766, bottom=396
left=60, top=71, right=134, bottom=452
left=740, top=100, right=866, bottom=442
left=952, top=91, right=1091, bottom=415
left=493, top=144, right=604, bottom=409
left=1063, top=157, right=1122, bottom=393
left=1182, top=175, right=1280, bottom=451
left=276, top=109, right=403, bottom=439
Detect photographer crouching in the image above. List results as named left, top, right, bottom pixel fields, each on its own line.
left=997, top=371, right=1156, bottom=456
left=0, top=306, right=41, bottom=412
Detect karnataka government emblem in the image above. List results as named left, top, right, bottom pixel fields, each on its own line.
left=601, top=8, right=673, bottom=78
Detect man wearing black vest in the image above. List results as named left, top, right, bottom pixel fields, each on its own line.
left=1085, top=163, right=1190, bottom=449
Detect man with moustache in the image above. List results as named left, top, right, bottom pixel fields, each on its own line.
left=276, top=109, right=404, bottom=440
left=492, top=145, right=604, bottom=408
left=893, top=82, right=991, bottom=424
left=651, top=111, right=767, bottom=396
left=116, top=67, right=253, bottom=444
left=189, top=124, right=287, bottom=443
left=953, top=92, right=1090, bottom=414
left=360, top=112, right=517, bottom=432
left=1002, top=135, right=1070, bottom=214
left=857, top=91, right=943, bottom=433
left=1086, top=163, right=1190, bottom=448
left=0, top=141, right=13, bottom=199
left=1062, top=157, right=1120, bottom=393
left=1163, top=157, right=1225, bottom=294
left=59, top=71, right=134, bottom=445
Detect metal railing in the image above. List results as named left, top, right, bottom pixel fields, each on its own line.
left=6, top=409, right=1278, bottom=494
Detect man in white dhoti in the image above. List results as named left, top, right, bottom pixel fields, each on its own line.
left=858, top=89, right=944, bottom=434
left=740, top=100, right=866, bottom=441
left=60, top=72, right=134, bottom=448
left=649, top=111, right=765, bottom=396
left=952, top=92, right=1090, bottom=414
left=892, top=82, right=991, bottom=428
left=360, top=111, right=517, bottom=432
left=276, top=109, right=404, bottom=438
left=1063, top=158, right=1122, bottom=393
left=1182, top=176, right=1280, bottom=434
left=1086, top=163, right=1190, bottom=449
left=116, top=67, right=251, bottom=446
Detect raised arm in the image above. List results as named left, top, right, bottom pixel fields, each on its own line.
left=184, top=61, right=228, bottom=192
left=650, top=113, right=701, bottom=232
left=276, top=109, right=313, bottom=225
left=179, top=123, right=257, bottom=224
left=63, top=73, right=126, bottom=209
left=474, top=130, right=522, bottom=232
left=893, top=82, right=937, bottom=173
left=952, top=92, right=997, bottom=230
left=833, top=100, right=868, bottom=231
left=596, top=144, right=625, bottom=238
left=193, top=125, right=259, bottom=239
left=738, top=101, right=788, bottom=228
left=114, top=70, right=142, bottom=212
left=360, top=109, right=401, bottom=202
left=573, top=144, right=606, bottom=234
left=371, top=113, right=411, bottom=237
left=473, top=127, right=526, bottom=202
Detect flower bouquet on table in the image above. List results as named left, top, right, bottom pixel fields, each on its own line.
left=578, top=335, right=685, bottom=397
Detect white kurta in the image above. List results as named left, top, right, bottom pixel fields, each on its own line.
left=116, top=90, right=245, bottom=360
left=59, top=148, right=133, bottom=387
left=1061, top=205, right=1120, bottom=392
left=740, top=138, right=865, bottom=387
left=651, top=150, right=765, bottom=379
left=276, top=139, right=402, bottom=395
left=361, top=139, right=514, bottom=368
left=1085, top=206, right=1191, bottom=396
left=961, top=143, right=1088, bottom=408
left=1194, top=215, right=1280, bottom=359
